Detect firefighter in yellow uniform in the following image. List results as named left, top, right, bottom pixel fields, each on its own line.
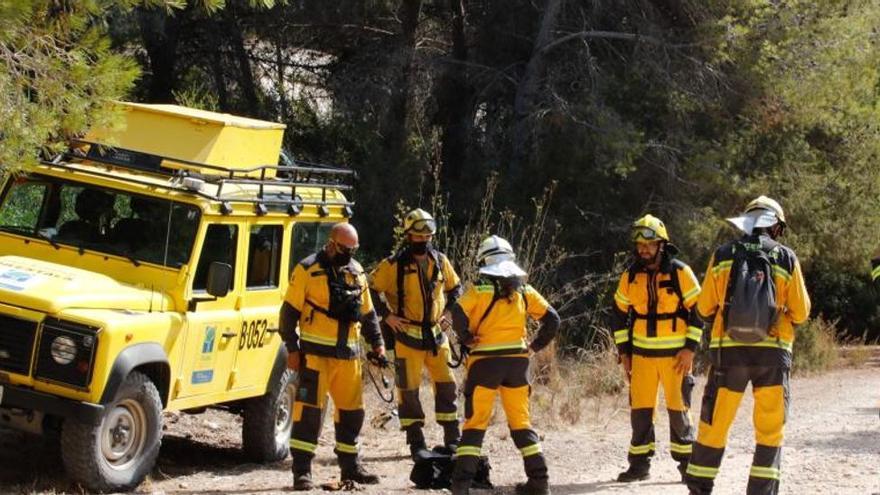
left=685, top=197, right=810, bottom=495
left=279, top=223, right=386, bottom=491
left=369, top=208, right=463, bottom=459
left=449, top=235, right=560, bottom=495
left=613, top=214, right=703, bottom=482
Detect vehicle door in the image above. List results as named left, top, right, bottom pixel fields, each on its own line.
left=232, top=222, right=286, bottom=392
left=177, top=221, right=245, bottom=398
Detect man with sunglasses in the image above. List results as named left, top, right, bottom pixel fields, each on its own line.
left=279, top=222, right=386, bottom=490
left=612, top=214, right=703, bottom=483
left=369, top=208, right=463, bottom=460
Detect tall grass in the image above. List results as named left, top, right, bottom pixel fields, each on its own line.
left=792, top=316, right=839, bottom=374
left=530, top=330, right=626, bottom=426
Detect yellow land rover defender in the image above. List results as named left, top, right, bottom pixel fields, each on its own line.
left=0, top=103, right=353, bottom=491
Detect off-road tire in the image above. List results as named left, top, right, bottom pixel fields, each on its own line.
left=61, top=371, right=162, bottom=492
left=242, top=368, right=295, bottom=462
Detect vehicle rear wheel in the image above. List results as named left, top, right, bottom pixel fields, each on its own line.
left=242, top=368, right=295, bottom=462
left=61, top=371, right=162, bottom=492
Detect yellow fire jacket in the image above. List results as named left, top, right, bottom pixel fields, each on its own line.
left=280, top=250, right=382, bottom=359
left=697, top=234, right=811, bottom=368
left=612, top=255, right=703, bottom=357
left=453, top=281, right=557, bottom=355
left=369, top=247, right=462, bottom=349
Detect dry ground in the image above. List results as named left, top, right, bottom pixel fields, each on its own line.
left=1, top=367, right=878, bottom=495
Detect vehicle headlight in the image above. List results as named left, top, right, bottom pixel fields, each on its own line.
left=50, top=335, right=77, bottom=365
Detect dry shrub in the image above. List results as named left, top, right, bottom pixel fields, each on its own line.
left=531, top=331, right=626, bottom=426
left=842, top=345, right=872, bottom=368
left=792, top=316, right=839, bottom=374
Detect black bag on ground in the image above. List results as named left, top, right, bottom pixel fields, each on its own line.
left=723, top=237, right=780, bottom=343
left=409, top=447, right=492, bottom=489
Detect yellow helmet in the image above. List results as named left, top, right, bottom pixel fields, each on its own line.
left=631, top=214, right=669, bottom=243
left=403, top=208, right=437, bottom=234
left=745, top=196, right=786, bottom=225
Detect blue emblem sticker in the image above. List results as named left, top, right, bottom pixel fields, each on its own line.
left=191, top=370, right=214, bottom=384
left=0, top=269, right=38, bottom=292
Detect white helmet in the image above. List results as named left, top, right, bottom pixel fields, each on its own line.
left=726, top=195, right=787, bottom=235
left=476, top=235, right=527, bottom=278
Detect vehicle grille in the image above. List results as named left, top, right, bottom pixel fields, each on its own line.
left=0, top=314, right=38, bottom=375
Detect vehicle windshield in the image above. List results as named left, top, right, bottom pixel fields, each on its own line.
left=0, top=174, right=200, bottom=268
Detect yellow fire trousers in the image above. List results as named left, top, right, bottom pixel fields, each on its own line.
left=453, top=356, right=547, bottom=483
left=394, top=340, right=459, bottom=446
left=686, top=366, right=788, bottom=495
left=627, top=354, right=695, bottom=467
left=289, top=354, right=364, bottom=472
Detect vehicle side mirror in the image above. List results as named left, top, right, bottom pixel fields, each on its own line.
left=206, top=262, right=232, bottom=298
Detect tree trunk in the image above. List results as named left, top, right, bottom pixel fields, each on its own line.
left=226, top=4, right=260, bottom=116
left=275, top=36, right=289, bottom=121
left=209, top=24, right=229, bottom=111
left=137, top=8, right=181, bottom=103
left=434, top=0, right=473, bottom=184
left=380, top=0, right=422, bottom=159
left=509, top=0, right=564, bottom=176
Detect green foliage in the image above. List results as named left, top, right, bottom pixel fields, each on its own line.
left=172, top=80, right=221, bottom=111
left=673, top=1, right=880, bottom=340
left=0, top=179, right=43, bottom=229
left=0, top=0, right=139, bottom=171
left=5, top=0, right=880, bottom=347
left=0, top=0, right=236, bottom=172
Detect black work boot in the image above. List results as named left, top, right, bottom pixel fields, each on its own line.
left=515, top=478, right=551, bottom=495
left=291, top=457, right=314, bottom=491
left=339, top=455, right=380, bottom=484
left=616, top=463, right=650, bottom=482
left=292, top=471, right=314, bottom=491
left=451, top=479, right=471, bottom=495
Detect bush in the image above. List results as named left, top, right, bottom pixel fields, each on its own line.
left=792, top=317, right=839, bottom=374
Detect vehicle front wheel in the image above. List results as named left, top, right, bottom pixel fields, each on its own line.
left=61, top=371, right=162, bottom=492
left=242, top=368, right=295, bottom=462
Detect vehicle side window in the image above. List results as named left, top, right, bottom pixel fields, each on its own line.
left=290, top=222, right=333, bottom=275
left=193, top=224, right=238, bottom=292
left=0, top=180, right=48, bottom=233
left=246, top=225, right=282, bottom=289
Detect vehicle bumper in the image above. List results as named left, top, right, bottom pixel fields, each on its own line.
left=0, top=383, right=104, bottom=424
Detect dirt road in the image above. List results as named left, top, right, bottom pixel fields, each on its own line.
left=2, top=367, right=878, bottom=494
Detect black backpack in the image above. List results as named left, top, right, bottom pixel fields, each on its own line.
left=409, top=447, right=492, bottom=490
left=722, top=237, right=780, bottom=343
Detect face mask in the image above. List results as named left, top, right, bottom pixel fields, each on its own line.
left=410, top=241, right=429, bottom=255
left=332, top=252, right=352, bottom=266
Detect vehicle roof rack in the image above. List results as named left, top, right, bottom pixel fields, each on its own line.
left=40, top=140, right=357, bottom=215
